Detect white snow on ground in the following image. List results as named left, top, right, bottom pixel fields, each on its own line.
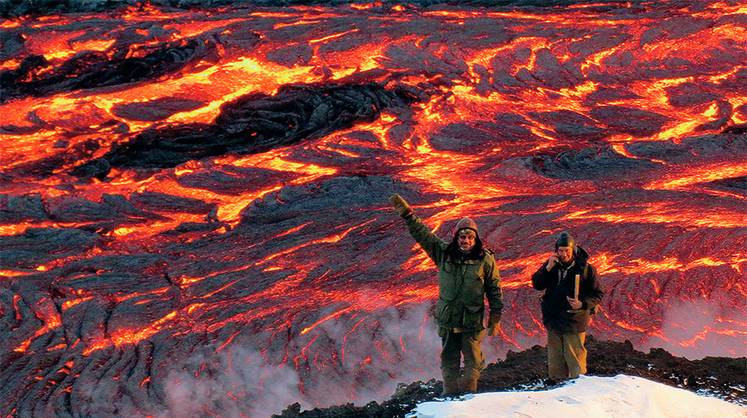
left=409, top=375, right=747, bottom=418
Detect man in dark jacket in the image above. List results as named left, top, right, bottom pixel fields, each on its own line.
left=390, top=194, right=503, bottom=396
left=532, top=231, right=603, bottom=381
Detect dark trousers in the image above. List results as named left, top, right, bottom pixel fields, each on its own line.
left=440, top=328, right=486, bottom=382
left=547, top=329, right=587, bottom=379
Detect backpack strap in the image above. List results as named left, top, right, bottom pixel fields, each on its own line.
left=582, top=263, right=598, bottom=314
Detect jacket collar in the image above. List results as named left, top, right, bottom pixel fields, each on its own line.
left=574, top=246, right=590, bottom=266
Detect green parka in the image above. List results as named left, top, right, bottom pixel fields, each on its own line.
left=404, top=215, right=503, bottom=331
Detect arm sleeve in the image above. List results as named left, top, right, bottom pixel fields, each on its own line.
left=485, top=257, right=503, bottom=319
left=531, top=263, right=551, bottom=290
left=581, top=265, right=604, bottom=311
left=404, top=215, right=447, bottom=263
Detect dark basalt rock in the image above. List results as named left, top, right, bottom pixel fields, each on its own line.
left=626, top=133, right=747, bottom=163
left=529, top=145, right=658, bottom=180
left=0, top=227, right=100, bottom=269
left=429, top=122, right=500, bottom=152
left=112, top=98, right=208, bottom=122
left=0, top=1, right=642, bottom=18
left=129, top=191, right=216, bottom=214
left=175, top=165, right=300, bottom=195
left=0, top=193, right=48, bottom=223
left=528, top=110, right=606, bottom=141
left=706, top=175, right=747, bottom=197
left=723, top=124, right=747, bottom=135
left=589, top=105, right=669, bottom=137
left=71, top=83, right=417, bottom=179
left=240, top=175, right=441, bottom=226
left=666, top=82, right=720, bottom=108
left=46, top=194, right=157, bottom=223
left=273, top=337, right=747, bottom=417
left=0, top=38, right=222, bottom=103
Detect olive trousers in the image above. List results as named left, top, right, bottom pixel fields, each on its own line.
left=440, top=328, right=486, bottom=392
left=547, top=329, right=587, bottom=379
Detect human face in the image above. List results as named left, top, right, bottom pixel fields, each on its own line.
left=556, top=246, right=574, bottom=263
left=457, top=229, right=476, bottom=253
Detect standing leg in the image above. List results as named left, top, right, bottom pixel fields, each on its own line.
left=563, top=332, right=587, bottom=378
left=546, top=328, right=568, bottom=380
left=440, top=329, right=462, bottom=396
left=461, top=329, right=486, bottom=393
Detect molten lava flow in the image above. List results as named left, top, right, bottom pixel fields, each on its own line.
left=1, top=0, right=746, bottom=416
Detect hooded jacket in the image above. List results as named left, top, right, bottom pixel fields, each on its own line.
left=531, top=246, right=604, bottom=334
left=404, top=215, right=503, bottom=331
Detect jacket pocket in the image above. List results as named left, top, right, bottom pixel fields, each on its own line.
left=462, top=304, right=484, bottom=328
left=464, top=264, right=483, bottom=280
left=435, top=299, right=451, bottom=325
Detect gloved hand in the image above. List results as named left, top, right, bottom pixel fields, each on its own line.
left=389, top=194, right=413, bottom=218
left=487, top=314, right=501, bottom=336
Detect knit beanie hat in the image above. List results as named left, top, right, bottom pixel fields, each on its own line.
left=455, top=217, right=479, bottom=235
left=555, top=231, right=575, bottom=250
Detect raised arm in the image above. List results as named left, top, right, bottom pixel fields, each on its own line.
left=389, top=194, right=446, bottom=262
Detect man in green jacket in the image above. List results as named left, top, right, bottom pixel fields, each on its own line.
left=390, top=194, right=503, bottom=396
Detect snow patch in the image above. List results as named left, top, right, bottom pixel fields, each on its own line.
left=409, top=375, right=746, bottom=418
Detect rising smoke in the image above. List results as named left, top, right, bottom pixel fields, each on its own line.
left=164, top=345, right=306, bottom=417
left=161, top=303, right=446, bottom=416
left=653, top=294, right=747, bottom=360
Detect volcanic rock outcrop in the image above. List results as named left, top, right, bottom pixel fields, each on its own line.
left=273, top=337, right=747, bottom=417
left=70, top=83, right=416, bottom=178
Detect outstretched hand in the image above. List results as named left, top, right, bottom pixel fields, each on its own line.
left=567, top=296, right=582, bottom=310
left=389, top=194, right=413, bottom=218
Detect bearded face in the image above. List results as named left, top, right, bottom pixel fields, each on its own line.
left=457, top=229, right=476, bottom=253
